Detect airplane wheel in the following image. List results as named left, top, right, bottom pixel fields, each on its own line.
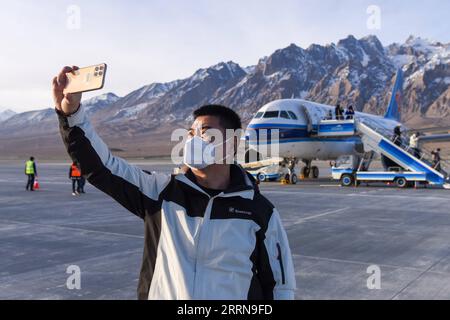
left=311, top=166, right=319, bottom=179
left=257, top=173, right=266, bottom=183
left=341, top=174, right=354, bottom=187
left=290, top=174, right=298, bottom=185
left=301, top=167, right=310, bottom=179
left=395, top=177, right=408, bottom=189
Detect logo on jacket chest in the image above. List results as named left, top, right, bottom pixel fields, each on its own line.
left=228, top=207, right=252, bottom=216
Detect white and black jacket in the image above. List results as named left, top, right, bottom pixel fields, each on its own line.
left=57, top=105, right=296, bottom=300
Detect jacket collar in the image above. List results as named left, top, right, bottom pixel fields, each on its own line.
left=176, top=164, right=256, bottom=200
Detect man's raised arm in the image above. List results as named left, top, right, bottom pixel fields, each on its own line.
left=52, top=66, right=170, bottom=219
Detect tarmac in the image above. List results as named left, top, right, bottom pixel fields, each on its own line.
left=1, top=161, right=450, bottom=300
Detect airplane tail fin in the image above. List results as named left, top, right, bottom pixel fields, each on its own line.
left=384, top=69, right=404, bottom=122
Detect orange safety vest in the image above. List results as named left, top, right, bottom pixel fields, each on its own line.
left=71, top=164, right=82, bottom=178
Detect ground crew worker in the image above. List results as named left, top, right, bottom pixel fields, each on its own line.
left=409, top=132, right=421, bottom=159
left=345, top=105, right=355, bottom=120
left=382, top=126, right=404, bottom=171
left=69, top=162, right=82, bottom=196
left=25, top=157, right=37, bottom=191
left=79, top=176, right=86, bottom=194
left=335, top=104, right=344, bottom=120
left=432, top=148, right=442, bottom=173
left=392, top=126, right=403, bottom=147
left=52, top=66, right=296, bottom=300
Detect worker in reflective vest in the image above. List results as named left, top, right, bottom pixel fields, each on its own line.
left=69, top=162, right=82, bottom=196
left=25, top=157, right=37, bottom=191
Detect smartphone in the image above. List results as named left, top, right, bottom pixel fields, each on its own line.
left=63, top=63, right=107, bottom=94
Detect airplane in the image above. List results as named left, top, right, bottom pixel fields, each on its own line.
left=244, top=69, right=449, bottom=185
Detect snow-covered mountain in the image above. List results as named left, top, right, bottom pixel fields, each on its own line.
left=95, top=34, right=449, bottom=134
left=1, top=35, right=448, bottom=158
left=0, top=93, right=120, bottom=137
left=387, top=36, right=450, bottom=123
left=84, top=92, right=120, bottom=115
left=0, top=109, right=16, bottom=122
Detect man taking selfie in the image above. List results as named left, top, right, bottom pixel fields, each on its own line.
left=52, top=66, right=296, bottom=300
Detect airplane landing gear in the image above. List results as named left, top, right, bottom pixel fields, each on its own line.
left=282, top=158, right=299, bottom=185
left=311, top=166, right=320, bottom=179
left=290, top=174, right=298, bottom=185
left=301, top=167, right=310, bottom=179
left=281, top=159, right=319, bottom=184
left=300, top=161, right=320, bottom=179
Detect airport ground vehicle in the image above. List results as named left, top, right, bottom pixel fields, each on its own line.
left=331, top=118, right=450, bottom=189
left=332, top=167, right=428, bottom=188
left=243, top=159, right=299, bottom=183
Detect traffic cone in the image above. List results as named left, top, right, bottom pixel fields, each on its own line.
left=33, top=179, right=40, bottom=190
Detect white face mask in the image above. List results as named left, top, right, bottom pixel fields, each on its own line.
left=183, top=135, right=234, bottom=170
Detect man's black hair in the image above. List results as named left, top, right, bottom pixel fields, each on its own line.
left=193, top=105, right=242, bottom=130
left=30, top=157, right=34, bottom=161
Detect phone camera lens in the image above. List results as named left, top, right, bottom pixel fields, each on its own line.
left=98, top=71, right=103, bottom=76
left=99, top=66, right=104, bottom=71
left=94, top=72, right=99, bottom=77
left=95, top=67, right=99, bottom=71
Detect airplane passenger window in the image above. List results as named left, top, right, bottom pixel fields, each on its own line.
left=280, top=111, right=290, bottom=119
left=288, top=111, right=298, bottom=120
left=263, top=111, right=279, bottom=118
left=254, top=112, right=264, bottom=119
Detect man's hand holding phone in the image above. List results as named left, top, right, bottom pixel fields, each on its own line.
left=52, top=64, right=107, bottom=116
left=52, top=66, right=83, bottom=116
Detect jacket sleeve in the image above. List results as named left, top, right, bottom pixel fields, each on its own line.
left=57, top=105, right=171, bottom=219
left=260, top=208, right=296, bottom=300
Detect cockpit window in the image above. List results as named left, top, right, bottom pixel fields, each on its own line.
left=263, top=111, right=279, bottom=118
left=280, top=111, right=290, bottom=119
left=288, top=111, right=298, bottom=120
left=254, top=112, right=264, bottom=119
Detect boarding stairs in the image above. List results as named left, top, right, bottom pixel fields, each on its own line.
left=356, top=118, right=449, bottom=186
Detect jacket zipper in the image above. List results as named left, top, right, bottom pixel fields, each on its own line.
left=192, top=195, right=214, bottom=297
left=192, top=191, right=250, bottom=298
left=276, top=243, right=286, bottom=285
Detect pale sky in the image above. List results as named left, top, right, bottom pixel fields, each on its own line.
left=0, top=0, right=449, bottom=112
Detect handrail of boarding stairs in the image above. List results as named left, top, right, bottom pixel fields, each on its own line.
left=356, top=118, right=449, bottom=178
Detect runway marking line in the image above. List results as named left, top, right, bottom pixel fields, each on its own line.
left=294, top=207, right=349, bottom=223
left=0, top=219, right=144, bottom=240
left=263, top=190, right=450, bottom=201
left=295, top=254, right=450, bottom=276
